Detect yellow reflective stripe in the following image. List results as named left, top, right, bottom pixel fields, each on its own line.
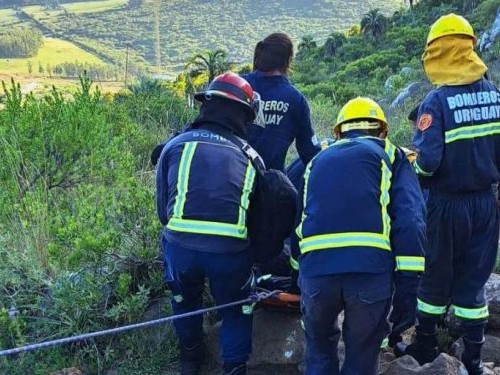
left=290, top=256, right=299, bottom=271
left=380, top=337, right=389, bottom=349
left=300, top=232, right=391, bottom=253
left=381, top=140, right=396, bottom=237
left=173, top=142, right=198, bottom=218
left=452, top=305, right=489, bottom=320
left=417, top=298, right=446, bottom=315
left=238, top=161, right=256, bottom=227
left=169, top=142, right=254, bottom=239
left=298, top=139, right=396, bottom=253
left=445, top=122, right=500, bottom=144
left=385, top=140, right=397, bottom=163
left=296, top=163, right=312, bottom=240
left=167, top=218, right=247, bottom=238
left=395, top=256, right=425, bottom=272
left=413, top=160, right=433, bottom=177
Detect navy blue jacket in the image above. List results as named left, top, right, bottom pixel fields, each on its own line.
left=156, top=129, right=256, bottom=253
left=241, top=70, right=320, bottom=171
left=285, top=157, right=306, bottom=191
left=297, top=135, right=426, bottom=278
left=413, top=78, right=500, bottom=192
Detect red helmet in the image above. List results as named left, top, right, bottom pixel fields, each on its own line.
left=194, top=72, right=263, bottom=122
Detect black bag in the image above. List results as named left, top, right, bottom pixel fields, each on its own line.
left=226, top=135, right=298, bottom=263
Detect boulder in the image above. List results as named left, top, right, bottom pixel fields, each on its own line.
left=389, top=81, right=430, bottom=110
left=383, top=353, right=467, bottom=375
left=483, top=363, right=500, bottom=375
left=479, top=7, right=500, bottom=52
left=485, top=273, right=500, bottom=331
left=379, top=350, right=397, bottom=374
left=206, top=309, right=305, bottom=368
left=450, top=335, right=500, bottom=364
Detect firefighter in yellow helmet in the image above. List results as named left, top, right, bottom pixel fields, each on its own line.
left=297, top=97, right=426, bottom=374
left=395, top=14, right=500, bottom=375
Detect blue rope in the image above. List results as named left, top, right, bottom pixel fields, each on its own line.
left=0, top=290, right=280, bottom=357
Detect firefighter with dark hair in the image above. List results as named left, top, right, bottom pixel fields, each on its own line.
left=156, top=73, right=265, bottom=375
left=242, top=32, right=320, bottom=172
left=396, top=15, right=500, bottom=375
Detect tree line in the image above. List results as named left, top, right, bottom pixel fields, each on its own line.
left=0, top=28, right=43, bottom=58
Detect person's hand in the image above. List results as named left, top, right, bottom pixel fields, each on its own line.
left=400, top=147, right=418, bottom=163
left=388, top=273, right=419, bottom=347
left=389, top=293, right=416, bottom=347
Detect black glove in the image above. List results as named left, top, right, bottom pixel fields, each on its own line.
left=388, top=272, right=420, bottom=347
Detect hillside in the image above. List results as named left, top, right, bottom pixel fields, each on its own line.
left=1, top=0, right=500, bottom=374
left=0, top=0, right=402, bottom=75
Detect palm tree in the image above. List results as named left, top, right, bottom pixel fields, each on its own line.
left=361, top=9, right=388, bottom=42
left=185, top=49, right=232, bottom=85
left=298, top=35, right=317, bottom=53
left=323, top=32, right=347, bottom=58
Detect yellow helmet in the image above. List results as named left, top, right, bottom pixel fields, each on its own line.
left=334, top=97, right=387, bottom=135
left=427, top=13, right=476, bottom=45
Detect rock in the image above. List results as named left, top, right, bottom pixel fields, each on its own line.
left=485, top=273, right=500, bottom=330
left=389, top=81, right=430, bottom=110
left=206, top=309, right=305, bottom=368
left=450, top=335, right=500, bottom=364
left=383, top=353, right=467, bottom=375
left=479, top=7, right=500, bottom=52
left=379, top=350, right=397, bottom=374
left=484, top=362, right=500, bottom=375
left=384, top=355, right=420, bottom=374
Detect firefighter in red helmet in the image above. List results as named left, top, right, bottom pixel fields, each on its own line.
left=156, top=73, right=265, bottom=375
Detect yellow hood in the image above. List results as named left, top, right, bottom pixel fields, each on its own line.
left=422, top=35, right=487, bottom=86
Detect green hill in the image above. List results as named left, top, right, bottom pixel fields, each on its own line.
left=0, top=0, right=402, bottom=73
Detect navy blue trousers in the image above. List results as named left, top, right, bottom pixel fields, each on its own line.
left=417, top=190, right=499, bottom=339
left=300, top=273, right=392, bottom=375
left=162, top=236, right=254, bottom=364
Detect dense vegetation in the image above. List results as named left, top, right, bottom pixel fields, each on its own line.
left=0, top=0, right=500, bottom=374
left=0, top=28, right=43, bottom=57
left=0, top=76, right=196, bottom=374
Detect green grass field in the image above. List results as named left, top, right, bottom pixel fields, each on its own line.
left=63, top=0, right=127, bottom=14
left=22, top=0, right=126, bottom=18
left=0, top=37, right=105, bottom=75
left=0, top=8, right=21, bottom=27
